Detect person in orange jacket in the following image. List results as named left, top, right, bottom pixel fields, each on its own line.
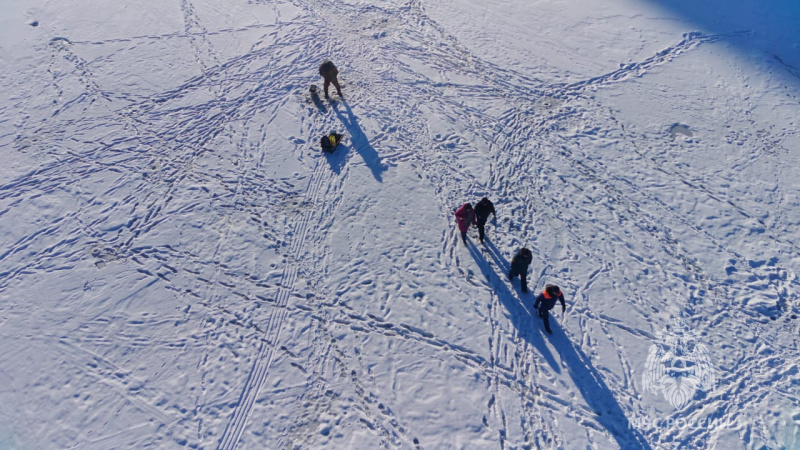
left=533, top=284, right=566, bottom=334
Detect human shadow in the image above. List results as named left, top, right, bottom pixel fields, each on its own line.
left=332, top=100, right=386, bottom=182
left=322, top=142, right=349, bottom=175
left=310, top=91, right=327, bottom=114
left=480, top=238, right=652, bottom=449
left=547, top=321, right=653, bottom=450
left=482, top=238, right=513, bottom=285
left=465, top=239, right=560, bottom=373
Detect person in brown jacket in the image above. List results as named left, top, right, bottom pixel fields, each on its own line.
left=319, top=60, right=343, bottom=98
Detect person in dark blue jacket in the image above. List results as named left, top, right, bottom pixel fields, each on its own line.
left=474, top=197, right=496, bottom=243
left=533, top=284, right=566, bottom=334
left=508, top=247, right=533, bottom=292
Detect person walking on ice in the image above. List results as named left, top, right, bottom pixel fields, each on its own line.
left=508, top=247, right=533, bottom=292
left=454, top=202, right=477, bottom=245
left=474, top=197, right=496, bottom=243
left=533, top=284, right=566, bottom=334
left=318, top=60, right=343, bottom=98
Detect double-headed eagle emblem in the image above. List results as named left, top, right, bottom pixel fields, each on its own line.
left=642, top=318, right=716, bottom=409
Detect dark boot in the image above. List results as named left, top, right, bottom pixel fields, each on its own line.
left=461, top=231, right=467, bottom=244
left=477, top=222, right=486, bottom=243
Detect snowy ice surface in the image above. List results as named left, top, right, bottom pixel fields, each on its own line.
left=1, top=0, right=799, bottom=448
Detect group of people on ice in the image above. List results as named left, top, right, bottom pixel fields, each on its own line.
left=455, top=198, right=566, bottom=334
left=315, top=60, right=566, bottom=334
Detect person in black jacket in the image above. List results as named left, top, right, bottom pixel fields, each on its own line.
left=508, top=247, right=533, bottom=293
left=318, top=60, right=343, bottom=98
left=474, top=197, right=496, bottom=243
left=533, top=284, right=566, bottom=334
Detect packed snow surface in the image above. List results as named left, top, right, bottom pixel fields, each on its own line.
left=1, top=0, right=800, bottom=448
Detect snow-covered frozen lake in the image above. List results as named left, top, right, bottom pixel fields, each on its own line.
left=1, top=0, right=799, bottom=448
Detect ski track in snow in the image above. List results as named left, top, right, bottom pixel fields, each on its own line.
left=289, top=1, right=797, bottom=447
left=1, top=0, right=799, bottom=448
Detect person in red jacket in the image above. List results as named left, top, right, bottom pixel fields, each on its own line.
left=533, top=284, right=567, bottom=334
left=454, top=203, right=477, bottom=244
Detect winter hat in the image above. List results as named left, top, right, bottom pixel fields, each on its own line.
left=545, top=284, right=561, bottom=296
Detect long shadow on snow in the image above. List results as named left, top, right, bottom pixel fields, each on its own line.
left=323, top=144, right=349, bottom=175
left=311, top=92, right=328, bottom=114
left=332, top=100, right=386, bottom=182
left=477, top=238, right=652, bottom=450
left=546, top=321, right=652, bottom=450
left=465, top=238, right=559, bottom=373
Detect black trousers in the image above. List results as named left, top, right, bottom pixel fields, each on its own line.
left=508, top=266, right=528, bottom=292
left=538, top=308, right=552, bottom=333
left=477, top=221, right=487, bottom=242
left=323, top=77, right=342, bottom=97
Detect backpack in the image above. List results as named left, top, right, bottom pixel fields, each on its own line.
left=320, top=132, right=343, bottom=152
